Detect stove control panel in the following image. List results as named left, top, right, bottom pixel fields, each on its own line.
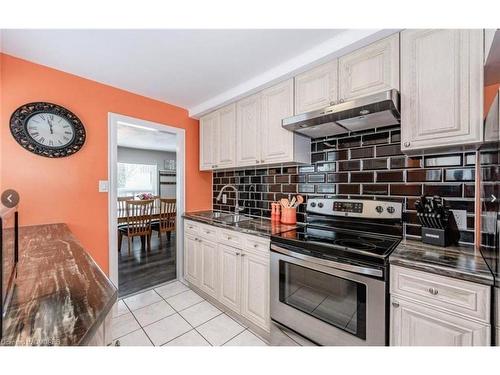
left=333, top=201, right=363, bottom=213
left=307, top=199, right=402, bottom=220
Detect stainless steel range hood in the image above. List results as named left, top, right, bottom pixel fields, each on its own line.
left=282, top=89, right=400, bottom=138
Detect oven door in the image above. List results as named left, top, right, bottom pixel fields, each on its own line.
left=270, top=245, right=386, bottom=346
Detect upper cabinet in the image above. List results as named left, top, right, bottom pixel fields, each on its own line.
left=339, top=34, right=400, bottom=101
left=400, top=29, right=484, bottom=153
left=217, top=103, right=237, bottom=168
left=199, top=111, right=218, bottom=170
left=236, top=93, right=262, bottom=167
left=199, top=103, right=237, bottom=171
left=261, top=79, right=308, bottom=164
left=294, top=60, right=338, bottom=114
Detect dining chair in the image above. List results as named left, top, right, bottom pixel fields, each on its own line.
left=118, top=199, right=154, bottom=254
left=151, top=198, right=176, bottom=247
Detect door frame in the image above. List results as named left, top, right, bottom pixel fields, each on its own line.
left=107, top=112, right=186, bottom=288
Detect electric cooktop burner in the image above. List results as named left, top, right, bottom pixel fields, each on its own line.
left=333, top=239, right=377, bottom=252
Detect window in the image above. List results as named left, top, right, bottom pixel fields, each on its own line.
left=117, top=163, right=158, bottom=197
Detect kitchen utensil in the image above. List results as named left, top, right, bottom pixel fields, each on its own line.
left=295, top=195, right=304, bottom=207
left=290, top=196, right=296, bottom=208
left=280, top=198, right=289, bottom=209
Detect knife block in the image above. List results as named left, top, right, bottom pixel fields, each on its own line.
left=421, top=227, right=451, bottom=247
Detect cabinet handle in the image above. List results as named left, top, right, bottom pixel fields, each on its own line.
left=241, top=253, right=246, bottom=257
left=255, top=160, right=260, bottom=164
left=330, top=101, right=336, bottom=106
left=253, top=244, right=258, bottom=248
left=261, top=159, right=265, bottom=163
left=428, top=287, right=439, bottom=295
left=339, top=98, right=345, bottom=103
left=391, top=301, right=400, bottom=308
left=403, top=141, right=410, bottom=148
left=227, top=236, right=232, bottom=240
left=235, top=252, right=240, bottom=256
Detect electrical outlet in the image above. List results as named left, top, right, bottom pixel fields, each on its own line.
left=450, top=209, right=467, bottom=231
left=222, top=193, right=227, bottom=204
left=98, top=180, right=109, bottom=193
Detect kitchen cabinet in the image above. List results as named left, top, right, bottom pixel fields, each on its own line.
left=236, top=93, right=262, bottom=167
left=199, top=104, right=237, bottom=170
left=216, top=103, right=237, bottom=168
left=199, top=111, right=218, bottom=171
left=400, top=29, right=484, bottom=152
left=183, top=219, right=271, bottom=332
left=218, top=244, right=242, bottom=313
left=261, top=79, right=309, bottom=164
left=199, top=238, right=218, bottom=298
left=241, top=251, right=270, bottom=330
left=390, top=265, right=491, bottom=346
left=339, top=34, right=399, bottom=101
left=184, top=233, right=201, bottom=286
left=390, top=297, right=490, bottom=346
left=294, top=59, right=338, bottom=114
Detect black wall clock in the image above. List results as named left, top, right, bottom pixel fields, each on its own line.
left=10, top=102, right=86, bottom=158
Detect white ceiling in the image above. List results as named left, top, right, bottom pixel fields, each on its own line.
left=117, top=122, right=177, bottom=152
left=1, top=29, right=397, bottom=117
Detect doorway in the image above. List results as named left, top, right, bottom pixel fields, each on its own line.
left=108, top=113, right=185, bottom=297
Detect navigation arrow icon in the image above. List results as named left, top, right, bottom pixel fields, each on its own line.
left=492, top=194, right=497, bottom=202
left=1, top=189, right=19, bottom=208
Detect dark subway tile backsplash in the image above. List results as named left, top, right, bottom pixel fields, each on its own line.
left=212, top=125, right=476, bottom=244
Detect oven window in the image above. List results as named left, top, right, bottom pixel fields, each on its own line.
left=279, top=260, right=366, bottom=340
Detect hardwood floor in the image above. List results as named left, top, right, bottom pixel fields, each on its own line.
left=118, top=231, right=176, bottom=297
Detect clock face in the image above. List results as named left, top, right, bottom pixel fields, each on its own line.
left=26, top=113, right=75, bottom=148
left=10, top=102, right=86, bottom=158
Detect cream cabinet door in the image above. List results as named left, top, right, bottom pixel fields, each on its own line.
left=199, top=112, right=218, bottom=170
left=391, top=297, right=490, bottom=346
left=218, top=244, right=241, bottom=313
left=241, top=253, right=270, bottom=331
left=236, top=93, right=261, bottom=167
left=339, top=33, right=399, bottom=101
left=184, top=234, right=201, bottom=286
left=261, top=79, right=295, bottom=164
left=216, top=104, right=236, bottom=168
left=295, top=60, right=338, bottom=114
left=199, top=238, right=218, bottom=298
left=400, top=29, right=484, bottom=152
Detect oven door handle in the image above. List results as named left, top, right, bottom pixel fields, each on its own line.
left=270, top=244, right=383, bottom=278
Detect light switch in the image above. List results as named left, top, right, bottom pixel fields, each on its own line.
left=99, top=180, right=109, bottom=193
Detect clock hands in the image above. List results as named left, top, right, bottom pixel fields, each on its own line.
left=47, top=118, right=54, bottom=135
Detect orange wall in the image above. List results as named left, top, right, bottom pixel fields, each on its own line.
left=0, top=53, right=212, bottom=273
left=485, top=83, right=500, bottom=116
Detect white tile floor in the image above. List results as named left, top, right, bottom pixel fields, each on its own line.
left=112, top=280, right=270, bottom=346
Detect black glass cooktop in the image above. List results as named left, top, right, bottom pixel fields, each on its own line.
left=272, top=225, right=402, bottom=262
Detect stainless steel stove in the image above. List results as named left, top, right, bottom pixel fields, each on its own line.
left=270, top=198, right=403, bottom=346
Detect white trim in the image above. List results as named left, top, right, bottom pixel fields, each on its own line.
left=189, top=29, right=401, bottom=118
left=108, top=112, right=185, bottom=288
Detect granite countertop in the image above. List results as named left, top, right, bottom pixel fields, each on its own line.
left=183, top=211, right=298, bottom=237
left=1, top=223, right=117, bottom=346
left=390, top=239, right=494, bottom=286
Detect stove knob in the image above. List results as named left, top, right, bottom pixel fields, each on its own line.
left=375, top=205, right=384, bottom=214
left=310, top=202, right=317, bottom=208
left=318, top=202, right=324, bottom=208
left=387, top=206, right=395, bottom=214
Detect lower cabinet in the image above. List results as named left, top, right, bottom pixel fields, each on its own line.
left=199, top=238, right=218, bottom=298
left=390, top=297, right=490, bottom=346
left=390, top=265, right=491, bottom=346
left=218, top=244, right=241, bottom=312
left=183, top=220, right=271, bottom=332
left=241, top=252, right=270, bottom=330
left=184, top=234, right=201, bottom=286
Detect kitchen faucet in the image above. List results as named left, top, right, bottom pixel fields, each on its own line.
left=216, top=184, right=244, bottom=214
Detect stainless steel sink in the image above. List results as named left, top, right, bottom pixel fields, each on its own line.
left=219, top=214, right=253, bottom=224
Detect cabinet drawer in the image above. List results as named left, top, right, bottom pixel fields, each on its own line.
left=218, top=229, right=243, bottom=248
left=198, top=223, right=218, bottom=241
left=390, top=265, right=490, bottom=323
left=243, top=235, right=270, bottom=257
left=185, top=220, right=199, bottom=234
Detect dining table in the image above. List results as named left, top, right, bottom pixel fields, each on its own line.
left=117, top=206, right=161, bottom=224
